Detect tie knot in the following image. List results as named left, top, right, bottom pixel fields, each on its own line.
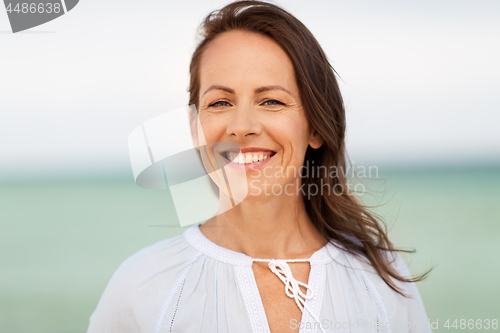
left=266, top=259, right=313, bottom=311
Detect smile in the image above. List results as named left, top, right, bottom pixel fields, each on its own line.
left=221, top=151, right=276, bottom=164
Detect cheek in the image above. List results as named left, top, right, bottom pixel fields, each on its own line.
left=267, top=113, right=310, bottom=152
left=199, top=114, right=225, bottom=141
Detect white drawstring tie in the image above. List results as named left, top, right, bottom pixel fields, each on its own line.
left=253, top=258, right=327, bottom=333
left=254, top=259, right=312, bottom=311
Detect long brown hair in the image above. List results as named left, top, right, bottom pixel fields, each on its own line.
left=188, top=0, right=430, bottom=296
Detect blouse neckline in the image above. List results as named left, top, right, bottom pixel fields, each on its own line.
left=184, top=224, right=340, bottom=266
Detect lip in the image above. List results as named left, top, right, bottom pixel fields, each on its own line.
left=218, top=146, right=276, bottom=155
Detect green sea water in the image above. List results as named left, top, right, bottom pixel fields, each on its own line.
left=0, top=167, right=499, bottom=332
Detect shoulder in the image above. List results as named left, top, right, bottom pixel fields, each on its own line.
left=337, top=249, right=431, bottom=331
left=88, top=228, right=201, bottom=332
left=113, top=231, right=200, bottom=284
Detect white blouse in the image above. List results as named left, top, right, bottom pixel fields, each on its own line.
left=88, top=225, right=431, bottom=333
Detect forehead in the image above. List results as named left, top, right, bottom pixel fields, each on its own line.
left=199, top=30, right=297, bottom=93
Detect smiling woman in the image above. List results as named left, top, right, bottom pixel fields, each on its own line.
left=88, top=1, right=431, bottom=333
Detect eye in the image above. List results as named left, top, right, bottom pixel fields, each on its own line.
left=208, top=100, right=231, bottom=108
left=262, top=99, right=285, bottom=107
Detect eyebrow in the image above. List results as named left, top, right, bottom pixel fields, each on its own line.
left=202, top=85, right=293, bottom=98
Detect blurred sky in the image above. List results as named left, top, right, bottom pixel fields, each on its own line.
left=0, top=0, right=499, bottom=180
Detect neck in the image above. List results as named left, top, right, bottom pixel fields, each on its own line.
left=200, top=191, right=326, bottom=259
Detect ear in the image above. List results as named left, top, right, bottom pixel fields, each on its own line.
left=188, top=105, right=200, bottom=150
left=308, top=129, right=324, bottom=149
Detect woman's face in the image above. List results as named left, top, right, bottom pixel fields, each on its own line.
left=197, top=29, right=322, bottom=199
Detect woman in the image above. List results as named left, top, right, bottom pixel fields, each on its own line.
left=88, top=1, right=431, bottom=332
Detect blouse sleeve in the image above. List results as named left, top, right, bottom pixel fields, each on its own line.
left=87, top=257, right=142, bottom=333
left=87, top=235, right=196, bottom=333
left=393, top=253, right=432, bottom=332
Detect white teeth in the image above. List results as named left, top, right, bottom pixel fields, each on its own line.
left=228, top=152, right=273, bottom=164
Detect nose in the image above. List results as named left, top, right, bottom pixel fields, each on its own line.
left=226, top=105, right=262, bottom=139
